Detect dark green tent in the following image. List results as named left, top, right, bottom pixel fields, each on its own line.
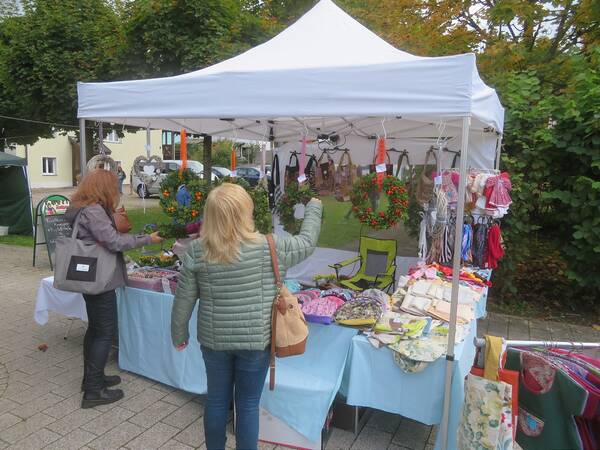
left=0, top=152, right=33, bottom=235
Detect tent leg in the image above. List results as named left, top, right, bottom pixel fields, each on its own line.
left=439, top=115, right=470, bottom=450
left=79, top=119, right=87, bottom=178
left=146, top=126, right=151, bottom=158
left=495, top=134, right=503, bottom=170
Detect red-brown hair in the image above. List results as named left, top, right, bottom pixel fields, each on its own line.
left=71, top=169, right=120, bottom=212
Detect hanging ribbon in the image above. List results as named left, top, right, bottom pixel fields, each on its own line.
left=231, top=142, right=237, bottom=174
left=376, top=137, right=386, bottom=190
left=300, top=135, right=307, bottom=174
left=179, top=129, right=187, bottom=178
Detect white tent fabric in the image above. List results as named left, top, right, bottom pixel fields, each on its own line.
left=77, top=0, right=504, bottom=143
left=77, top=2, right=504, bottom=449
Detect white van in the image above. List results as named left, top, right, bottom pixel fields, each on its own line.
left=131, top=159, right=217, bottom=198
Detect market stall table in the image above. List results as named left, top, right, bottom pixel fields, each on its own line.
left=341, top=321, right=477, bottom=450
left=117, top=286, right=357, bottom=446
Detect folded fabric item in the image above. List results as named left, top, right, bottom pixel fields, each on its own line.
left=399, top=293, right=432, bottom=316
left=295, top=289, right=321, bottom=304
left=284, top=279, right=302, bottom=293
left=355, top=289, right=391, bottom=311
left=301, top=296, right=345, bottom=325
left=373, top=311, right=430, bottom=339
left=390, top=323, right=470, bottom=373
left=320, top=288, right=355, bottom=302
left=410, top=279, right=434, bottom=297
left=334, top=298, right=383, bottom=326
left=426, top=299, right=474, bottom=324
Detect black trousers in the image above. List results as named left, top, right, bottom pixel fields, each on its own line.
left=82, top=290, right=117, bottom=392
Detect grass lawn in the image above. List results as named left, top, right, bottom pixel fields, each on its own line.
left=0, top=197, right=372, bottom=257
left=0, top=234, right=32, bottom=247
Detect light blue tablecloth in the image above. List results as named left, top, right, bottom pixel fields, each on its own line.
left=116, top=287, right=356, bottom=443
left=341, top=320, right=477, bottom=450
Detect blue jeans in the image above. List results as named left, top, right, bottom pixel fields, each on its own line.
left=201, top=346, right=270, bottom=450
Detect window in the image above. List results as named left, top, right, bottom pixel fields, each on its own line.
left=104, top=130, right=121, bottom=143
left=42, top=157, right=57, bottom=176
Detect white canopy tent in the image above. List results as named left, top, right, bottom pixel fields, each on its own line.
left=77, top=1, right=504, bottom=448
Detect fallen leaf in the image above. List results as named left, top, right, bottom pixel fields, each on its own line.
left=593, top=325, right=600, bottom=332
left=38, top=343, right=48, bottom=352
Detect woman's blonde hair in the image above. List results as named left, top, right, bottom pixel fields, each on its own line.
left=200, top=183, right=260, bottom=264
left=71, top=169, right=120, bottom=212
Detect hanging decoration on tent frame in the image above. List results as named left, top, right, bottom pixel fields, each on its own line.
left=159, top=172, right=272, bottom=234
left=278, top=182, right=316, bottom=234
left=350, top=174, right=409, bottom=230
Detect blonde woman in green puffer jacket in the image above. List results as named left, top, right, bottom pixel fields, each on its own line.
left=171, top=182, right=322, bottom=450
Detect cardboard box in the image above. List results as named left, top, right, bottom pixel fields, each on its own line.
left=258, top=407, right=333, bottom=450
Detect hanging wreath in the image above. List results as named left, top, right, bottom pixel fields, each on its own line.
left=350, top=174, right=409, bottom=230
left=159, top=172, right=272, bottom=234
left=278, top=183, right=315, bottom=234
left=159, top=169, right=209, bottom=225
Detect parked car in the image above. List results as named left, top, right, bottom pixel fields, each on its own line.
left=235, top=165, right=263, bottom=186
left=212, top=166, right=232, bottom=179
left=131, top=159, right=216, bottom=198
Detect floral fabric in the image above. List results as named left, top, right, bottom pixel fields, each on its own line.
left=457, top=374, right=515, bottom=450
left=301, top=296, right=345, bottom=325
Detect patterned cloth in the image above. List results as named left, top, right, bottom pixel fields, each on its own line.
left=457, top=373, right=515, bottom=450
left=320, top=288, right=355, bottom=302
left=301, top=296, right=345, bottom=325
left=355, top=289, right=391, bottom=310
left=334, top=298, right=383, bottom=326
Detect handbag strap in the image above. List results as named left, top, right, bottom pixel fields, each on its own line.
left=395, top=150, right=410, bottom=177
left=423, top=148, right=438, bottom=168
left=287, top=152, right=299, bottom=169
left=70, top=209, right=83, bottom=238
left=266, top=234, right=281, bottom=390
left=304, top=155, right=317, bottom=175
left=271, top=154, right=280, bottom=187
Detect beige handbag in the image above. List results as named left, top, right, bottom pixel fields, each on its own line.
left=334, top=151, right=356, bottom=202
left=266, top=234, right=308, bottom=390
left=415, top=148, right=438, bottom=205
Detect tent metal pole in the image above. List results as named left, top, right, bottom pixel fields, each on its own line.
left=146, top=126, right=151, bottom=158
left=79, top=118, right=87, bottom=177
left=495, top=134, right=503, bottom=170
left=439, top=115, right=470, bottom=450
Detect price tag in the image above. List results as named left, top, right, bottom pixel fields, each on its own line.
left=230, top=170, right=237, bottom=177
left=434, top=175, right=443, bottom=186
left=375, top=163, right=387, bottom=173
left=297, top=174, right=307, bottom=184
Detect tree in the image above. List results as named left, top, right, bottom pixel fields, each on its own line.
left=0, top=0, right=19, bottom=18
left=0, top=0, right=122, bottom=149
left=119, top=0, right=272, bottom=78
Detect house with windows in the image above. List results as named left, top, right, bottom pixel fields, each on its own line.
left=10, top=129, right=163, bottom=188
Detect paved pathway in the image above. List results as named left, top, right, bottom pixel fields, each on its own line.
left=0, top=244, right=598, bottom=449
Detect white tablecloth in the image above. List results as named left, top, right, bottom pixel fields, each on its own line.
left=34, top=276, right=87, bottom=325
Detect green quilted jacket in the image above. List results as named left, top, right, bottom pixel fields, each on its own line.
left=171, top=200, right=322, bottom=351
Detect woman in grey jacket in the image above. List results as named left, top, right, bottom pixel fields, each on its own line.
left=171, top=183, right=322, bottom=450
left=65, top=169, right=162, bottom=408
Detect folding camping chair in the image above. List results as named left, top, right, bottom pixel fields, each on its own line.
left=329, top=236, right=397, bottom=293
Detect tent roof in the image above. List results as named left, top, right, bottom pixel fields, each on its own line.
left=0, top=152, right=26, bottom=167
left=77, top=0, right=503, bottom=160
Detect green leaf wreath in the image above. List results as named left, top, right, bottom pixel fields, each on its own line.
left=278, top=182, right=316, bottom=234
left=350, top=174, right=409, bottom=230
left=159, top=171, right=272, bottom=234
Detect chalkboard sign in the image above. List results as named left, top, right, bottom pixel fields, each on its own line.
left=42, top=214, right=72, bottom=264
left=33, top=195, right=71, bottom=270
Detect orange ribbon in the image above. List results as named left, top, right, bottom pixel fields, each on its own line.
left=179, top=129, right=187, bottom=178
left=231, top=143, right=237, bottom=173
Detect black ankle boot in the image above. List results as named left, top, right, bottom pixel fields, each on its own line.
left=81, top=387, right=124, bottom=409
left=81, top=374, right=122, bottom=392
